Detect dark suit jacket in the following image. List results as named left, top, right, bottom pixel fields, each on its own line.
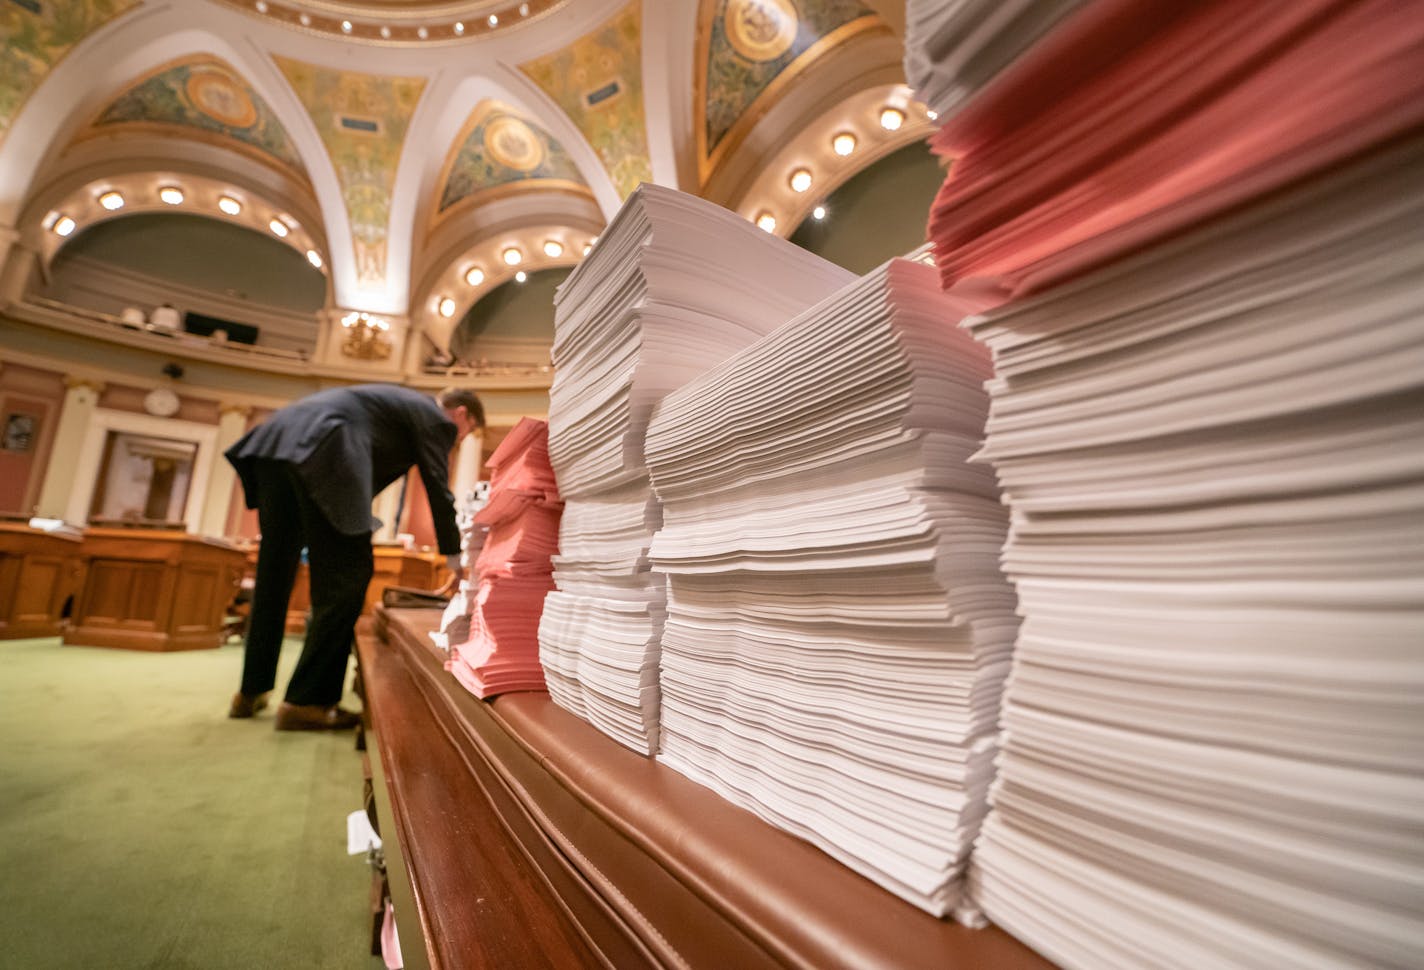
left=226, top=384, right=461, bottom=554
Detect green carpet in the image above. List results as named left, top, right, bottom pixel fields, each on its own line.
left=0, top=636, right=388, bottom=970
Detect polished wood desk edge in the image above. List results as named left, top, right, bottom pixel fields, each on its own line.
left=372, top=607, right=1055, bottom=970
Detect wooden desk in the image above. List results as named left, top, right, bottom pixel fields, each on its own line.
left=0, top=522, right=86, bottom=639
left=65, top=526, right=245, bottom=651
left=365, top=546, right=446, bottom=615
left=357, top=609, right=1055, bottom=970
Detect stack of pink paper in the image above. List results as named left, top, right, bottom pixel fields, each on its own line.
left=926, top=0, right=1424, bottom=302
left=446, top=418, right=562, bottom=699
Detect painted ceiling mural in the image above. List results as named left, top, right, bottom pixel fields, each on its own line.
left=437, top=100, right=589, bottom=216
left=0, top=0, right=140, bottom=143
left=274, top=56, right=425, bottom=285
left=698, top=0, right=879, bottom=180
left=91, top=56, right=307, bottom=175
left=519, top=0, right=651, bottom=200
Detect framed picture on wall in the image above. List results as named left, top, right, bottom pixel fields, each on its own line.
left=2, top=412, right=38, bottom=453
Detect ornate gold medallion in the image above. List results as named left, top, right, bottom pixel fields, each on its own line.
left=186, top=70, right=258, bottom=128
left=724, top=0, right=798, bottom=62
left=483, top=115, right=545, bottom=172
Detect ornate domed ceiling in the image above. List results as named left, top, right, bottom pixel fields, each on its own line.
left=1, top=0, right=925, bottom=364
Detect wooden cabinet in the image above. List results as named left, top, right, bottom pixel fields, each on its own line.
left=64, top=526, right=245, bottom=651
left=0, top=522, right=86, bottom=639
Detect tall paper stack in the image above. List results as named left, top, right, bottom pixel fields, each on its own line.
left=909, top=0, right=1424, bottom=964
left=903, top=0, right=1086, bottom=122
left=447, top=419, right=561, bottom=699
left=540, top=183, right=853, bottom=753
left=963, top=139, right=1424, bottom=970
left=432, top=482, right=489, bottom=652
left=645, top=258, right=1017, bottom=920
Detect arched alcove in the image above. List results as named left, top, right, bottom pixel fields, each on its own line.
left=449, top=266, right=570, bottom=365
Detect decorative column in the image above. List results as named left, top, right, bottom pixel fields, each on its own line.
left=198, top=402, right=251, bottom=538
left=35, top=377, right=104, bottom=520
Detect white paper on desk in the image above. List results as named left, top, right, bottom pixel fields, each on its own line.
left=347, top=809, right=381, bottom=855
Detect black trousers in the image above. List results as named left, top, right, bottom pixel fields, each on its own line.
left=239, top=459, right=373, bottom=706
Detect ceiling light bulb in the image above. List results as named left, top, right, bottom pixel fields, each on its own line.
left=341, top=20, right=352, bottom=32
left=832, top=132, right=856, bottom=156
left=582, top=243, right=592, bottom=256
left=453, top=21, right=464, bottom=34
left=159, top=186, right=184, bottom=205
left=306, top=249, right=323, bottom=268
left=789, top=168, right=812, bottom=193
left=756, top=212, right=776, bottom=233
left=543, top=240, right=563, bottom=258
left=380, top=25, right=391, bottom=38
left=438, top=297, right=456, bottom=318
left=255, top=1, right=267, bottom=13
left=218, top=196, right=242, bottom=215
left=519, top=3, right=530, bottom=14
left=299, top=13, right=310, bottom=25
left=515, top=271, right=527, bottom=283
left=488, top=14, right=498, bottom=26
left=417, top=26, right=428, bottom=38
left=464, top=266, right=485, bottom=286
left=502, top=247, right=522, bottom=266
left=53, top=216, right=76, bottom=237
left=812, top=205, right=827, bottom=221
left=98, top=191, right=124, bottom=210
left=879, top=107, right=905, bottom=131
left=268, top=218, right=289, bottom=237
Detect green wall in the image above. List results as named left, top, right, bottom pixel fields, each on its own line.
left=450, top=266, right=570, bottom=361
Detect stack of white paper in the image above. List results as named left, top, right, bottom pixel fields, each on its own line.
left=540, top=183, right=853, bottom=754
left=963, top=140, right=1424, bottom=968
left=903, top=0, right=1086, bottom=121
left=644, top=258, right=1017, bottom=919
left=431, top=483, right=488, bottom=652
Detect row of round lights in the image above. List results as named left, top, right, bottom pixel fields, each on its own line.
left=48, top=185, right=323, bottom=269
left=253, top=0, right=534, bottom=40
left=753, top=106, right=912, bottom=234
left=436, top=236, right=596, bottom=319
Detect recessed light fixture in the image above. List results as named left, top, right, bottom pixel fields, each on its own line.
left=543, top=240, right=563, bottom=258
left=438, top=297, right=456, bottom=318
left=487, top=14, right=498, bottom=27
left=464, top=266, right=485, bottom=286
left=812, top=205, right=827, bottom=221
left=98, top=191, right=124, bottom=210
left=789, top=168, right=812, bottom=193
left=380, top=25, right=391, bottom=38
left=255, top=1, right=268, bottom=13
left=502, top=247, right=523, bottom=266
left=756, top=212, right=777, bottom=233
left=299, top=13, right=311, bottom=26
left=582, top=243, right=592, bottom=256
left=515, top=271, right=527, bottom=283
left=53, top=216, right=76, bottom=237
left=306, top=250, right=323, bottom=268
left=879, top=107, right=905, bottom=131
left=268, top=218, right=289, bottom=237
left=417, top=26, right=428, bottom=38
left=159, top=186, right=184, bottom=205
left=832, top=132, right=856, bottom=156
left=519, top=3, right=530, bottom=15
left=341, top=20, right=352, bottom=33
left=218, top=196, right=242, bottom=216
left=453, top=20, right=465, bottom=34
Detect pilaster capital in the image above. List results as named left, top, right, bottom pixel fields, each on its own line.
left=218, top=402, right=254, bottom=419
left=62, top=376, right=105, bottom=394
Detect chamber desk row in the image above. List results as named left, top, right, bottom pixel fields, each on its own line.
left=358, top=608, right=1051, bottom=970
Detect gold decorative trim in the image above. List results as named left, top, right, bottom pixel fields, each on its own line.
left=694, top=9, right=889, bottom=186
left=69, top=122, right=312, bottom=185
left=431, top=181, right=595, bottom=229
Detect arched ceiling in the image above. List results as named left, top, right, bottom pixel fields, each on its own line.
left=2, top=0, right=926, bottom=355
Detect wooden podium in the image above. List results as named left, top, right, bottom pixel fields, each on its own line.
left=64, top=525, right=245, bottom=651
left=0, top=520, right=86, bottom=639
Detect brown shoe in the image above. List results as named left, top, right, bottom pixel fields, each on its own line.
left=229, top=691, right=271, bottom=719
left=274, top=702, right=361, bottom=732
